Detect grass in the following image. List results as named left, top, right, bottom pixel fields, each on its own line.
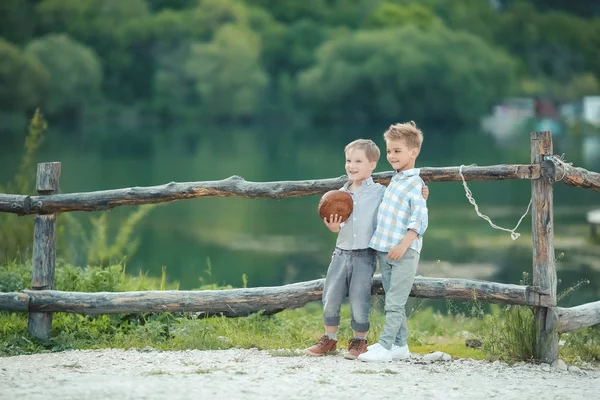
left=1, top=299, right=597, bottom=366
left=148, top=370, right=167, bottom=376
left=194, top=368, right=212, bottom=374
left=0, top=253, right=599, bottom=368
left=0, top=260, right=598, bottom=366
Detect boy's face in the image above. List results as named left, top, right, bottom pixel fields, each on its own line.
left=345, top=148, right=376, bottom=182
left=386, top=139, right=418, bottom=171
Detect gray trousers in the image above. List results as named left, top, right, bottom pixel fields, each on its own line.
left=322, top=248, right=376, bottom=332
left=377, top=248, right=420, bottom=349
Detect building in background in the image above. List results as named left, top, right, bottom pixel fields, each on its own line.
left=482, top=96, right=600, bottom=169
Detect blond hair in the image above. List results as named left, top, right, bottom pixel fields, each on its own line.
left=344, top=139, right=380, bottom=162
left=383, top=121, right=423, bottom=150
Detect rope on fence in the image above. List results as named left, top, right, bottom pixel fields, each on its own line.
left=459, top=164, right=532, bottom=240
left=545, top=154, right=573, bottom=182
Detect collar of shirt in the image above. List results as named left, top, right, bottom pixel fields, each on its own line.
left=392, top=168, right=420, bottom=181
left=342, top=176, right=375, bottom=192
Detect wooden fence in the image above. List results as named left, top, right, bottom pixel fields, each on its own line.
left=1, top=131, right=600, bottom=363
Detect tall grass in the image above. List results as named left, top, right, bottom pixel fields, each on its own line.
left=1, top=109, right=155, bottom=268
left=62, top=204, right=156, bottom=267
left=0, top=109, right=46, bottom=263
left=1, top=264, right=598, bottom=365
left=477, top=305, right=536, bottom=362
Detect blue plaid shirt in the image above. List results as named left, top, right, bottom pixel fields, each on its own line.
left=369, top=168, right=428, bottom=253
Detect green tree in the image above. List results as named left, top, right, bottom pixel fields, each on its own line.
left=0, top=0, right=36, bottom=45
left=152, top=39, right=197, bottom=117
left=520, top=73, right=600, bottom=103
left=399, top=0, right=500, bottom=42
left=243, top=0, right=328, bottom=23
left=365, top=2, right=443, bottom=30
left=298, top=25, right=517, bottom=127
left=263, top=19, right=330, bottom=76
left=147, top=1, right=279, bottom=118
left=190, top=0, right=249, bottom=38
left=0, top=39, right=48, bottom=114
left=35, top=0, right=150, bottom=46
left=244, top=0, right=382, bottom=27
left=35, top=0, right=151, bottom=102
left=495, top=3, right=596, bottom=82
left=146, top=0, right=195, bottom=12
left=185, top=24, right=269, bottom=120
left=25, top=34, right=102, bottom=116
left=503, top=0, right=600, bottom=18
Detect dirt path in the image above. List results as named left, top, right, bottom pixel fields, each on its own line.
left=1, top=348, right=598, bottom=399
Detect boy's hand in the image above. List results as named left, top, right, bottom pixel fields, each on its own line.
left=324, top=214, right=342, bottom=233
left=422, top=185, right=429, bottom=201
left=387, top=243, right=409, bottom=260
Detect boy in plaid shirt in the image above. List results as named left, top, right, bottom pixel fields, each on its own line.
left=358, top=121, right=428, bottom=362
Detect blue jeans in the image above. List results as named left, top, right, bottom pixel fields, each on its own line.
left=322, top=248, right=377, bottom=332
left=377, top=248, right=420, bottom=349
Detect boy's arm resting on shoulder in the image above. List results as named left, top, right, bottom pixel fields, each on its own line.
left=407, top=190, right=428, bottom=237
left=422, top=184, right=429, bottom=200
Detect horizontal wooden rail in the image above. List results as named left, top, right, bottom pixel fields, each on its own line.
left=0, top=275, right=554, bottom=315
left=556, top=301, right=600, bottom=334
left=542, top=158, right=600, bottom=192
left=0, top=164, right=539, bottom=215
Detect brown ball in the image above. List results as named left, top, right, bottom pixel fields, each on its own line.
left=318, top=190, right=353, bottom=222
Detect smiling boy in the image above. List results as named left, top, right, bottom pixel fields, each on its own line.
left=358, top=121, right=429, bottom=362
left=305, top=139, right=384, bottom=359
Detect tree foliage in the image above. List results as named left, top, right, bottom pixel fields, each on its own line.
left=0, top=39, right=49, bottom=113
left=365, top=2, right=443, bottom=30
left=25, top=34, right=102, bottom=115
left=185, top=24, right=269, bottom=120
left=298, top=25, right=517, bottom=126
left=0, top=0, right=598, bottom=134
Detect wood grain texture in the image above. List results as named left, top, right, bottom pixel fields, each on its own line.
left=28, top=162, right=60, bottom=341
left=36, top=162, right=61, bottom=193
left=531, top=131, right=559, bottom=363
left=0, top=164, right=540, bottom=215
left=556, top=301, right=600, bottom=333
left=542, top=159, right=600, bottom=192
left=31, top=215, right=56, bottom=289
left=0, top=275, right=554, bottom=315
left=0, top=292, right=29, bottom=312
left=5, top=286, right=596, bottom=335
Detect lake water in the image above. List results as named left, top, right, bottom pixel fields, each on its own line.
left=1, top=124, right=599, bottom=307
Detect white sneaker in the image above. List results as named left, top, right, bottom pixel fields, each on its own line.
left=367, top=343, right=382, bottom=350
left=391, top=344, right=411, bottom=360
left=357, top=344, right=392, bottom=362
left=367, top=343, right=411, bottom=360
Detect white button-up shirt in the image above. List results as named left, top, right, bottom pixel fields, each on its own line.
left=335, top=177, right=385, bottom=250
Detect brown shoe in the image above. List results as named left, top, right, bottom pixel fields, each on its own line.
left=344, top=338, right=368, bottom=360
left=305, top=335, right=337, bottom=356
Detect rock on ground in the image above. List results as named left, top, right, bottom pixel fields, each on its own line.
left=0, top=349, right=598, bottom=400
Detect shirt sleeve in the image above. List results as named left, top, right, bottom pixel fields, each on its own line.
left=407, top=185, right=428, bottom=236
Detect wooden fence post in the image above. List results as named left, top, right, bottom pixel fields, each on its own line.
left=28, top=162, right=61, bottom=340
left=530, top=132, right=558, bottom=363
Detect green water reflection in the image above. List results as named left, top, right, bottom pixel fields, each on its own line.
left=1, top=125, right=598, bottom=307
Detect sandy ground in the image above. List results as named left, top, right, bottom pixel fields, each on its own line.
left=0, top=348, right=598, bottom=400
